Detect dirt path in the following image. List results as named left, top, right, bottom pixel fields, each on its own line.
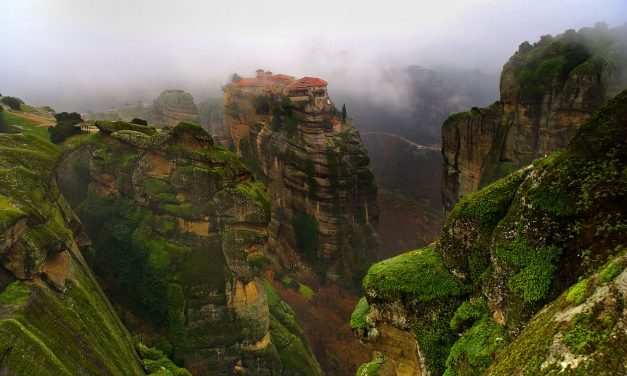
left=7, top=110, right=55, bottom=126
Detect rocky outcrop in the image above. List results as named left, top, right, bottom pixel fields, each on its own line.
left=197, top=97, right=230, bottom=146
left=58, top=121, right=322, bottom=375
left=152, top=90, right=200, bottom=127
left=354, top=89, right=627, bottom=375
left=224, top=80, right=379, bottom=286
left=0, top=133, right=145, bottom=375
left=442, top=24, right=627, bottom=211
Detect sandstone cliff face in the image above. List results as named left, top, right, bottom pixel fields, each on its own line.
left=224, top=89, right=379, bottom=286
left=58, top=121, right=321, bottom=375
left=0, top=133, right=144, bottom=375
left=442, top=25, right=627, bottom=211
left=152, top=90, right=200, bottom=127
left=354, top=89, right=627, bottom=375
left=197, top=97, right=230, bottom=146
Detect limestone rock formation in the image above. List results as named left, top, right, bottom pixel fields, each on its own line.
left=197, top=97, right=230, bottom=146
left=58, top=121, right=322, bottom=375
left=353, top=89, right=627, bottom=375
left=224, top=72, right=379, bottom=286
left=0, top=133, right=145, bottom=375
left=152, top=89, right=200, bottom=127
left=442, top=24, right=627, bottom=211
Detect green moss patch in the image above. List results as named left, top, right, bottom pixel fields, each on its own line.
left=599, top=255, right=627, bottom=283
left=263, top=280, right=323, bottom=376
left=496, top=238, right=561, bottom=303
left=565, top=279, right=590, bottom=305
left=0, top=194, right=26, bottom=228
left=450, top=296, right=490, bottom=333
left=444, top=317, right=507, bottom=376
left=449, top=168, right=529, bottom=231
left=564, top=311, right=615, bottom=355
left=0, top=281, right=31, bottom=305
left=363, top=245, right=463, bottom=300
left=136, top=342, right=191, bottom=376
left=95, top=120, right=156, bottom=136
left=350, top=297, right=370, bottom=330
left=355, top=354, right=384, bottom=376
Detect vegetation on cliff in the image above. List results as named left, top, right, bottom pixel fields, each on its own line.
left=442, top=24, right=627, bottom=211
left=0, top=132, right=145, bottom=375
left=58, top=120, right=321, bottom=374
left=355, top=88, right=627, bottom=375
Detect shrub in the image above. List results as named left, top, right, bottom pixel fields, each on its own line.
left=131, top=118, right=148, bottom=126
left=1, top=96, right=23, bottom=111
left=50, top=112, right=83, bottom=143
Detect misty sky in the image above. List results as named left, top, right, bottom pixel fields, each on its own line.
left=1, top=0, right=625, bottom=111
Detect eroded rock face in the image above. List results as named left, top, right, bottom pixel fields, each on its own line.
left=58, top=121, right=321, bottom=375
left=354, top=89, right=627, bottom=375
left=0, top=133, right=144, bottom=375
left=224, top=84, right=379, bottom=286
left=152, top=89, right=200, bottom=127
left=442, top=25, right=627, bottom=211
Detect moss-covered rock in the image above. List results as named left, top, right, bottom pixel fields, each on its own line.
left=0, top=133, right=144, bottom=375
left=58, top=120, right=321, bottom=375
left=442, top=24, right=627, bottom=211
left=224, top=84, right=379, bottom=287
left=354, top=88, right=627, bottom=375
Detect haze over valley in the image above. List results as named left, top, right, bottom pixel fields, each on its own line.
left=1, top=1, right=626, bottom=375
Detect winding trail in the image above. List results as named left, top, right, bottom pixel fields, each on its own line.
left=360, top=131, right=441, bottom=151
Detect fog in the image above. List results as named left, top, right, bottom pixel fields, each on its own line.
left=1, top=0, right=625, bottom=112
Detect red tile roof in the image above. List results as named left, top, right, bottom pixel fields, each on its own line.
left=288, top=77, right=328, bottom=89
left=272, top=74, right=295, bottom=80
left=235, top=78, right=271, bottom=87
left=331, top=119, right=341, bottom=126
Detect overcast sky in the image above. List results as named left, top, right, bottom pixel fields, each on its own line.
left=1, top=0, right=625, bottom=111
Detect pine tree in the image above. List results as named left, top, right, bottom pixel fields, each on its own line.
left=341, top=103, right=347, bottom=123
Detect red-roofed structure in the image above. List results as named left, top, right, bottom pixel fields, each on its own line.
left=331, top=119, right=341, bottom=126
left=224, top=70, right=329, bottom=105
left=272, top=74, right=295, bottom=81
left=290, top=77, right=328, bottom=87
left=235, top=78, right=271, bottom=87
left=287, top=77, right=328, bottom=99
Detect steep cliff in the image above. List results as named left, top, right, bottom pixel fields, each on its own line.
left=58, top=121, right=321, bottom=375
left=152, top=90, right=200, bottom=128
left=442, top=24, right=627, bottom=211
left=224, top=73, right=379, bottom=286
left=354, top=88, right=627, bottom=375
left=0, top=133, right=145, bottom=375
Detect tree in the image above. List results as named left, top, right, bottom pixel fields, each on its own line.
left=341, top=103, right=347, bottom=123
left=1, top=96, right=24, bottom=111
left=231, top=73, right=242, bottom=83
left=131, top=118, right=148, bottom=126
left=50, top=112, right=83, bottom=143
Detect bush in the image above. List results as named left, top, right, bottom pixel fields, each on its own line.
left=1, top=96, right=23, bottom=111
left=131, top=118, right=148, bottom=126
left=50, top=112, right=83, bottom=143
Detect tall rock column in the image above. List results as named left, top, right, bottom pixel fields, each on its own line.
left=442, top=25, right=627, bottom=211
left=224, top=73, right=379, bottom=286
